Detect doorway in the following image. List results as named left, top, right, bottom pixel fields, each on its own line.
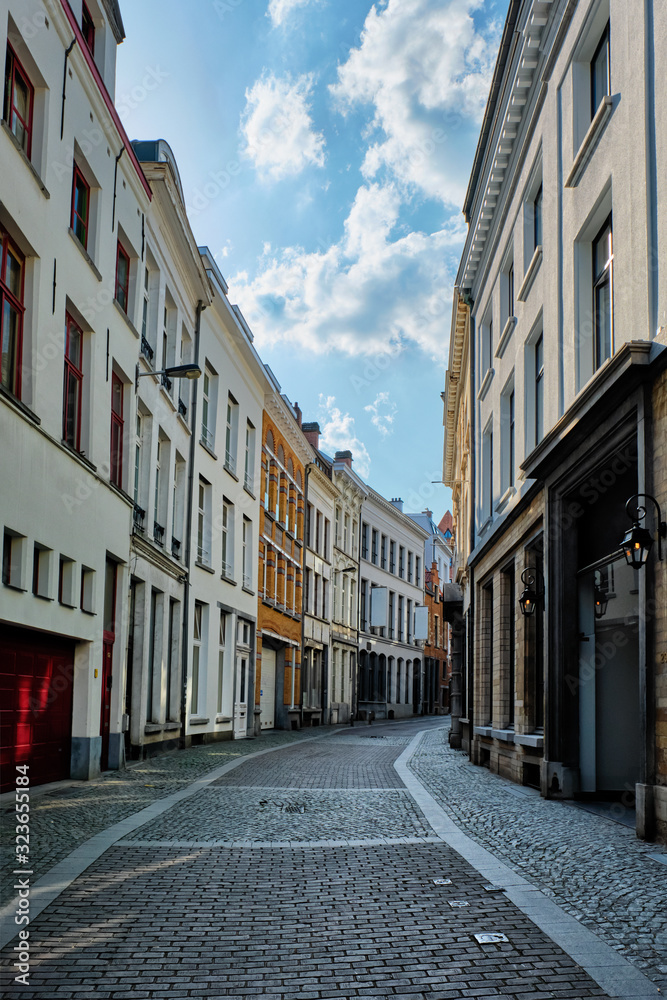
left=260, top=647, right=276, bottom=729
left=578, top=554, right=640, bottom=796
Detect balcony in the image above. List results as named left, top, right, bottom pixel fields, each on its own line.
left=244, top=471, right=254, bottom=493
left=171, top=536, right=181, bottom=559
left=154, top=521, right=165, bottom=546
left=178, top=397, right=187, bottom=418
left=140, top=336, right=154, bottom=364
left=221, top=561, right=233, bottom=580
left=133, top=504, right=146, bottom=533
left=224, top=450, right=236, bottom=475
left=200, top=425, right=214, bottom=451
left=243, top=573, right=252, bottom=590
left=160, top=372, right=172, bottom=392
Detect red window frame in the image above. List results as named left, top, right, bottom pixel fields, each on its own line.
left=3, top=44, right=34, bottom=158
left=63, top=313, right=84, bottom=451
left=81, top=2, right=95, bottom=57
left=0, top=227, right=25, bottom=399
left=71, top=166, right=90, bottom=250
left=110, top=373, right=124, bottom=488
left=115, top=242, right=130, bottom=313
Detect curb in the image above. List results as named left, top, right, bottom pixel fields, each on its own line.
left=395, top=729, right=660, bottom=1000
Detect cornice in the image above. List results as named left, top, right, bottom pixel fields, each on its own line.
left=265, top=392, right=315, bottom=467
left=444, top=291, right=470, bottom=487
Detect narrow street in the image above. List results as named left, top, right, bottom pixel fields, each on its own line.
left=1, top=720, right=664, bottom=999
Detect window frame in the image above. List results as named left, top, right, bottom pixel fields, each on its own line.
left=533, top=185, right=543, bottom=251
left=110, top=372, right=124, bottom=488
left=592, top=214, right=613, bottom=370
left=63, top=312, right=84, bottom=452
left=3, top=43, right=34, bottom=158
left=535, top=334, right=544, bottom=445
left=115, top=241, right=130, bottom=314
left=0, top=226, right=25, bottom=399
left=70, top=165, right=90, bottom=250
left=590, top=21, right=610, bottom=118
left=81, top=2, right=96, bottom=56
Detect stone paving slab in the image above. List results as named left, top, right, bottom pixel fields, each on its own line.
left=1, top=841, right=613, bottom=998
left=124, top=788, right=431, bottom=843
left=410, top=726, right=667, bottom=991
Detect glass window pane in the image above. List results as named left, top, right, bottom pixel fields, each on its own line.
left=5, top=246, right=22, bottom=299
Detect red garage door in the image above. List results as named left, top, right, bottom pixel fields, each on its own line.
left=0, top=626, right=74, bottom=792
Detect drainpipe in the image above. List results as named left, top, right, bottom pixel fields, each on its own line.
left=180, top=299, right=205, bottom=746
left=60, top=39, right=76, bottom=141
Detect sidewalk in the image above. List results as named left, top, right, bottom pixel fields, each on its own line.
left=410, top=724, right=667, bottom=992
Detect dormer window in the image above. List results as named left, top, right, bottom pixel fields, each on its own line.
left=81, top=3, right=95, bottom=57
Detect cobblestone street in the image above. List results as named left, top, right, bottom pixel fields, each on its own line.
left=1, top=719, right=665, bottom=999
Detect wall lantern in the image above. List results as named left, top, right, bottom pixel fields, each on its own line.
left=620, top=493, right=666, bottom=569
left=135, top=362, right=201, bottom=392
left=593, top=586, right=609, bottom=619
left=518, top=567, right=543, bottom=617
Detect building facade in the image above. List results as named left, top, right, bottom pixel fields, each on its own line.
left=256, top=387, right=312, bottom=732
left=358, top=494, right=429, bottom=719
left=446, top=0, right=667, bottom=839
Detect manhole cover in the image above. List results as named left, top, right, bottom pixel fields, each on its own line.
left=474, top=933, right=509, bottom=944
left=432, top=879, right=452, bottom=885
left=448, top=900, right=469, bottom=908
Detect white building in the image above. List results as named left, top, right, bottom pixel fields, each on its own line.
left=125, top=140, right=211, bottom=760
left=0, top=0, right=155, bottom=787
left=185, top=250, right=272, bottom=743
left=358, top=494, right=428, bottom=719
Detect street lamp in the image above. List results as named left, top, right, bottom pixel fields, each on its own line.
left=619, top=493, right=666, bottom=569
left=593, top=586, right=609, bottom=619
left=135, top=362, right=201, bottom=392
left=518, top=567, right=543, bottom=617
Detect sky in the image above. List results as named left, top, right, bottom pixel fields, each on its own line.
left=115, top=0, right=509, bottom=519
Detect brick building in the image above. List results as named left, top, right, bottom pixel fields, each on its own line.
left=256, top=383, right=312, bottom=732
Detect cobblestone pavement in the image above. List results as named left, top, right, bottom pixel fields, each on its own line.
left=0, top=716, right=622, bottom=999
left=410, top=724, right=667, bottom=991
left=0, top=728, right=335, bottom=909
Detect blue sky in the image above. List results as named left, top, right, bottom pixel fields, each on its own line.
left=115, top=0, right=508, bottom=518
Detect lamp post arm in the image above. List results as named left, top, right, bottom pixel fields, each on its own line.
left=625, top=493, right=666, bottom=560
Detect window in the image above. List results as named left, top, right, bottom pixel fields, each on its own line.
left=482, top=421, right=493, bottom=520
left=63, top=314, right=83, bottom=451
left=316, top=512, right=322, bottom=552
left=371, top=529, right=378, bottom=565
left=501, top=381, right=515, bottom=493
left=154, top=437, right=165, bottom=544
left=360, top=579, right=368, bottom=631
left=141, top=266, right=150, bottom=341
left=217, top=612, right=227, bottom=715
left=351, top=519, right=357, bottom=558
left=361, top=523, right=369, bottom=560
left=507, top=262, right=514, bottom=320
left=201, top=368, right=213, bottom=447
left=381, top=534, right=387, bottom=569
left=335, top=507, right=341, bottom=547
left=32, top=544, right=51, bottom=599
left=390, top=541, right=396, bottom=574
left=58, top=555, right=75, bottom=606
left=535, top=335, right=544, bottom=444
left=196, top=479, right=210, bottom=565
left=244, top=421, right=255, bottom=492
left=110, top=373, right=124, bottom=488
left=508, top=389, right=515, bottom=486
left=408, top=552, right=413, bottom=583
left=343, top=514, right=350, bottom=553
left=593, top=216, right=613, bottom=370
left=388, top=591, right=395, bottom=639
left=80, top=565, right=94, bottom=612
left=81, top=2, right=95, bottom=55
left=71, top=166, right=90, bottom=249
left=242, top=516, right=252, bottom=589
left=407, top=599, right=413, bottom=643
left=134, top=413, right=143, bottom=505
left=191, top=602, right=203, bottom=714
left=591, top=22, right=610, bottom=117
left=172, top=456, right=185, bottom=555
left=115, top=242, right=130, bottom=313
left=3, top=45, right=33, bottom=157
left=225, top=394, right=238, bottom=474
left=398, top=595, right=404, bottom=641
left=533, top=185, right=543, bottom=250
left=324, top=519, right=330, bottom=560
left=399, top=546, right=405, bottom=579
left=481, top=315, right=492, bottom=374
left=415, top=556, right=421, bottom=588
left=0, top=227, right=25, bottom=398
left=221, top=498, right=233, bottom=578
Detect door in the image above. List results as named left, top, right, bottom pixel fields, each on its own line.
left=233, top=654, right=248, bottom=738
left=260, top=647, right=276, bottom=729
left=100, top=639, right=113, bottom=771
left=578, top=555, right=641, bottom=794
left=0, top=627, right=74, bottom=792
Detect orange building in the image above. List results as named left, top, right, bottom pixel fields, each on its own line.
left=424, top=562, right=450, bottom=712
left=255, top=388, right=313, bottom=732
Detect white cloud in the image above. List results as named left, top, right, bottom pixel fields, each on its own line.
left=330, top=0, right=500, bottom=206
left=240, top=72, right=326, bottom=180
left=318, top=395, right=371, bottom=478
left=228, top=182, right=463, bottom=358
left=267, top=0, right=320, bottom=27
left=365, top=392, right=397, bottom=437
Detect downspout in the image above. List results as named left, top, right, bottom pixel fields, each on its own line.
left=60, top=39, right=77, bottom=141
left=180, top=299, right=205, bottom=746
left=112, top=146, right=125, bottom=232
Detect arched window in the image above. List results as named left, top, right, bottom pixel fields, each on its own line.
left=296, top=470, right=302, bottom=490
left=287, top=457, right=294, bottom=477
left=277, top=444, right=285, bottom=466
left=265, top=429, right=274, bottom=452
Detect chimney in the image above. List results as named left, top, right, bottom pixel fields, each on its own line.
left=335, top=450, right=353, bottom=469
left=390, top=497, right=404, bottom=512
left=302, top=421, right=320, bottom=450
left=293, top=401, right=302, bottom=427
left=423, top=508, right=433, bottom=519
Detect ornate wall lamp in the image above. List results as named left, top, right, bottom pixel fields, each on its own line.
left=619, top=493, right=666, bottom=569
left=518, top=567, right=543, bottom=617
